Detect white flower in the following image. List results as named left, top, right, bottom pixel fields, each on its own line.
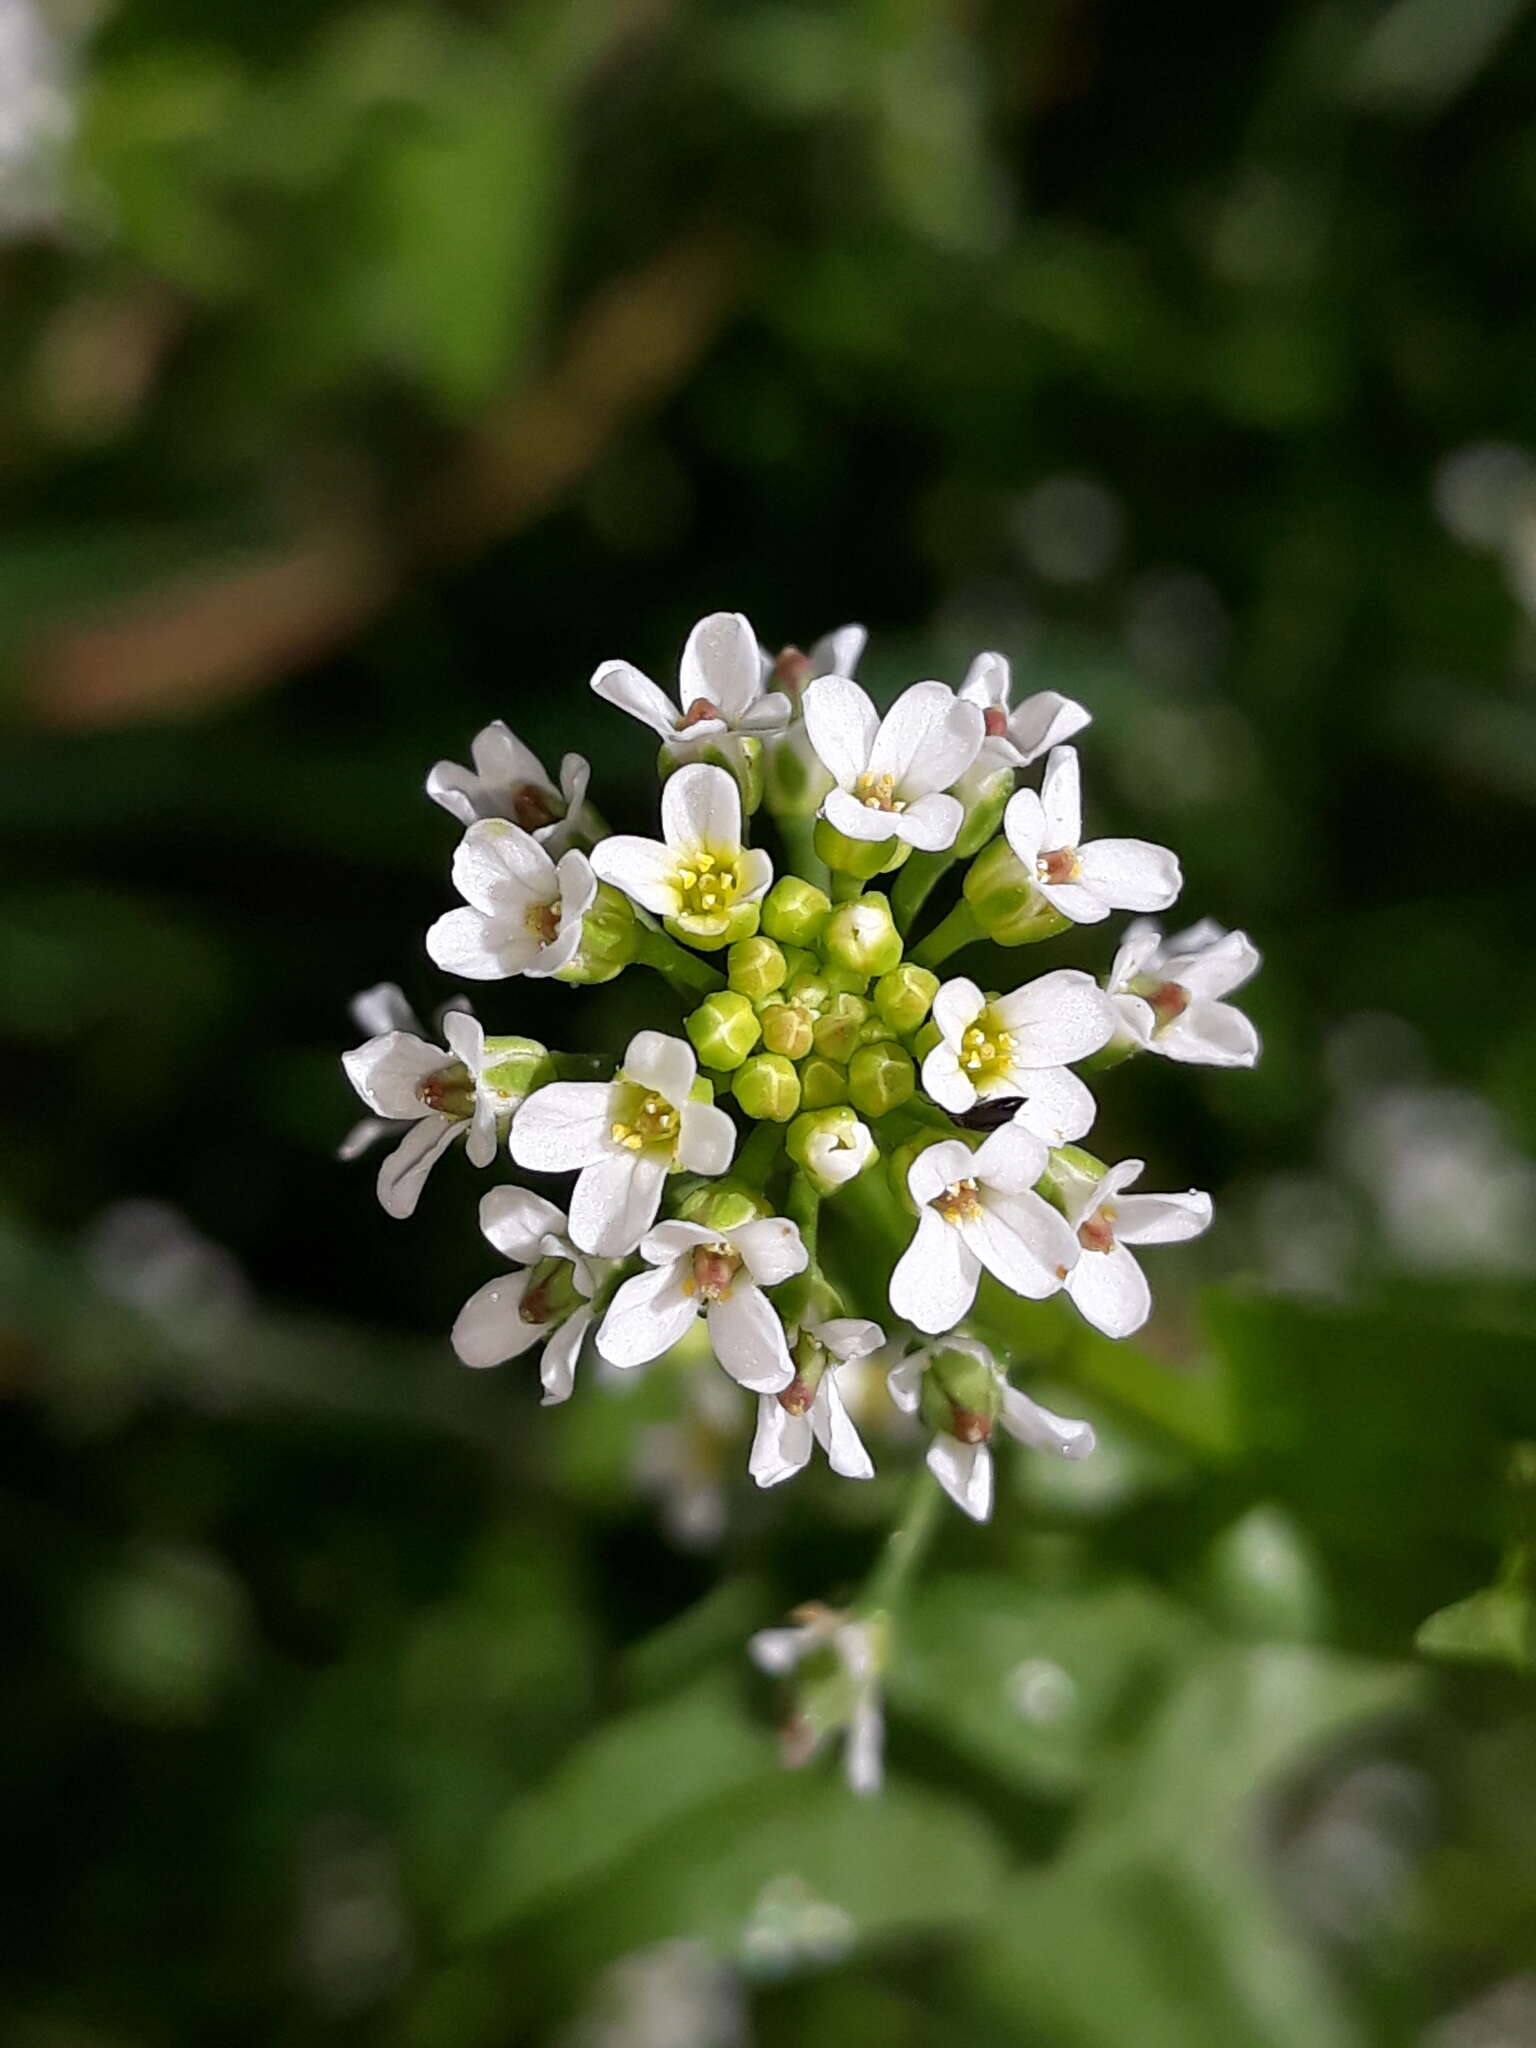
left=596, top=1215, right=807, bottom=1392
left=590, top=762, right=772, bottom=948
left=889, top=1125, right=1078, bottom=1335
left=888, top=1337, right=1096, bottom=1520
left=750, top=1609, right=884, bottom=1795
left=792, top=1110, right=877, bottom=1191
left=1002, top=745, right=1181, bottom=925
left=509, top=1030, right=735, bottom=1257
left=426, top=722, right=596, bottom=854
left=921, top=970, right=1114, bottom=1138
left=761, top=622, right=867, bottom=698
left=341, top=997, right=500, bottom=1219
left=803, top=675, right=984, bottom=851
left=957, top=649, right=1091, bottom=792
left=451, top=1188, right=604, bottom=1402
left=1055, top=1157, right=1213, bottom=1338
left=591, top=610, right=793, bottom=763
left=1107, top=918, right=1261, bottom=1067
left=426, top=821, right=597, bottom=981
left=634, top=1365, right=744, bottom=1550
left=749, top=1317, right=882, bottom=1487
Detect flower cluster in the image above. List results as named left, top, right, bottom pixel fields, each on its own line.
left=343, top=610, right=1260, bottom=1790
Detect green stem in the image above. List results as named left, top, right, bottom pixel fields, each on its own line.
left=860, top=1466, right=945, bottom=1617
left=910, top=900, right=983, bottom=971
left=829, top=868, right=865, bottom=903
left=776, top=813, right=829, bottom=893
left=634, top=925, right=726, bottom=997
left=890, top=850, right=954, bottom=935
left=735, top=1117, right=783, bottom=1190
left=786, top=1169, right=820, bottom=1263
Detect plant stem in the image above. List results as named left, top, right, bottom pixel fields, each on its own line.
left=776, top=813, right=829, bottom=893
left=634, top=925, right=726, bottom=997
left=909, top=900, right=983, bottom=971
left=829, top=867, right=865, bottom=903
left=861, top=1466, right=945, bottom=1616
left=890, top=850, right=953, bottom=934
left=735, top=1117, right=783, bottom=1189
left=786, top=1169, right=820, bottom=1264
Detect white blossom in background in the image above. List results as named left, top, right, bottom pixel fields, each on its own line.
left=921, top=969, right=1113, bottom=1136
left=426, top=722, right=597, bottom=854
left=591, top=762, right=771, bottom=948
left=451, top=1188, right=605, bottom=1402
left=1003, top=745, right=1181, bottom=925
left=633, top=1364, right=744, bottom=1551
left=803, top=676, right=984, bottom=850
left=749, top=1608, right=885, bottom=1795
left=749, top=1317, right=882, bottom=1487
left=0, top=0, right=76, bottom=239
left=592, top=610, right=793, bottom=764
left=889, top=1124, right=1078, bottom=1335
left=596, top=1216, right=806, bottom=1392
left=761, top=624, right=866, bottom=811
left=342, top=992, right=512, bottom=1219
left=426, top=822, right=596, bottom=981
left=1054, top=1156, right=1213, bottom=1338
left=510, top=1030, right=735, bottom=1256
left=956, top=649, right=1091, bottom=798
left=1107, top=918, right=1261, bottom=1067
left=887, top=1338, right=1096, bottom=1521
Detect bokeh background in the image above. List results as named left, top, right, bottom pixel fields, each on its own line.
left=5, top=1, right=1536, bottom=2042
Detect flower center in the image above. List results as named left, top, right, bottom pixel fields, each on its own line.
left=983, top=707, right=1009, bottom=738
left=678, top=696, right=721, bottom=730
left=1136, top=977, right=1191, bottom=1030
left=509, top=783, right=563, bottom=833
left=525, top=896, right=562, bottom=945
left=1036, top=845, right=1081, bottom=886
left=959, top=1011, right=1016, bottom=1087
left=675, top=849, right=741, bottom=921
left=519, top=1255, right=579, bottom=1326
left=1077, top=1205, right=1117, bottom=1254
left=610, top=1091, right=680, bottom=1153
left=854, top=770, right=907, bottom=813
left=935, top=1178, right=983, bottom=1225
left=415, top=1061, right=474, bottom=1119
left=684, top=1241, right=741, bottom=1301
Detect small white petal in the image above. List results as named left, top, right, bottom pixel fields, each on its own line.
left=1076, top=837, right=1182, bottom=914
left=885, top=1355, right=927, bottom=1413
left=1007, top=690, right=1092, bottom=765
left=972, top=1121, right=1050, bottom=1195
left=927, top=1434, right=993, bottom=1520
left=1040, top=747, right=1083, bottom=848
left=540, top=1303, right=590, bottom=1403
left=731, top=1216, right=808, bottom=1288
left=349, top=982, right=419, bottom=1037
left=803, top=674, right=879, bottom=787
left=589, top=836, right=683, bottom=917
left=890, top=1208, right=980, bottom=1333
left=680, top=611, right=762, bottom=723
left=750, top=1625, right=813, bottom=1675
left=821, top=783, right=906, bottom=842
left=1067, top=1242, right=1151, bottom=1337
left=451, top=820, right=556, bottom=915
left=676, top=1099, right=737, bottom=1176
left=622, top=1030, right=696, bottom=1109
left=376, top=1117, right=460, bottom=1219
left=662, top=760, right=743, bottom=856
left=708, top=1286, right=794, bottom=1392
left=807, top=624, right=866, bottom=678
left=338, top=1116, right=390, bottom=1161
left=990, top=968, right=1115, bottom=1066
left=932, top=976, right=987, bottom=1045
left=813, top=1317, right=885, bottom=1361
left=451, top=1271, right=543, bottom=1368
left=959, top=649, right=1010, bottom=712
left=591, top=659, right=680, bottom=738
left=1158, top=1001, right=1260, bottom=1067
left=961, top=1191, right=1075, bottom=1299
left=811, top=1373, right=874, bottom=1479
left=426, top=906, right=540, bottom=980
left=750, top=1396, right=812, bottom=1487
left=867, top=682, right=983, bottom=797
left=892, top=791, right=964, bottom=851
left=921, top=1041, right=975, bottom=1113
left=907, top=1138, right=978, bottom=1208
left=508, top=1083, right=612, bottom=1172
left=1009, top=1066, right=1097, bottom=1146
left=569, top=1149, right=668, bottom=1257
left=1112, top=1189, right=1213, bottom=1247
left=597, top=1262, right=699, bottom=1367
left=1002, top=786, right=1046, bottom=867
left=844, top=1692, right=884, bottom=1795
left=999, top=1384, right=1096, bottom=1459
left=343, top=1032, right=443, bottom=1118
left=479, top=1185, right=569, bottom=1263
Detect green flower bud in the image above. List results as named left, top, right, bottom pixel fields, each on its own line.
left=821, top=893, right=903, bottom=978
left=763, top=723, right=834, bottom=818
left=847, top=1040, right=915, bottom=1118
left=952, top=766, right=1014, bottom=860
left=661, top=734, right=764, bottom=815
left=787, top=1106, right=877, bottom=1194
left=733, top=1053, right=802, bottom=1123
left=760, top=998, right=814, bottom=1061
left=923, top=1339, right=1002, bottom=1442
left=778, top=944, right=816, bottom=982
left=556, top=883, right=640, bottom=984
left=480, top=1035, right=555, bottom=1102
left=799, top=1055, right=849, bottom=1110
left=1038, top=1143, right=1107, bottom=1216
left=812, top=992, right=870, bottom=1065
left=685, top=990, right=761, bottom=1072
left=813, top=819, right=898, bottom=880
left=874, top=963, right=939, bottom=1037
left=677, top=1180, right=769, bottom=1231
left=762, top=877, right=831, bottom=948
left=728, top=935, right=787, bottom=1001
left=856, top=1014, right=894, bottom=1046
left=963, top=838, right=1072, bottom=946
left=886, top=1130, right=952, bottom=1213
left=911, top=1020, right=942, bottom=1062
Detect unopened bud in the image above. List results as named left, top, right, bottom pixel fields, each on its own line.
left=556, top=882, right=639, bottom=984
left=799, top=1055, right=849, bottom=1110
left=813, top=819, right=898, bottom=880
left=479, top=1034, right=554, bottom=1101
left=963, top=838, right=1071, bottom=946
left=685, top=990, right=761, bottom=1072
left=762, top=876, right=832, bottom=949
left=733, top=1053, right=802, bottom=1123
left=1038, top=1143, right=1107, bottom=1216
left=847, top=1040, right=915, bottom=1118
left=728, top=935, right=787, bottom=1001
left=760, top=999, right=814, bottom=1060
left=874, top=963, right=939, bottom=1037
left=951, top=764, right=1014, bottom=859
left=764, top=718, right=834, bottom=818
left=821, top=894, right=903, bottom=978
left=787, top=1106, right=877, bottom=1193
left=664, top=734, right=764, bottom=816
left=812, top=992, right=870, bottom=1065
left=677, top=1180, right=767, bottom=1231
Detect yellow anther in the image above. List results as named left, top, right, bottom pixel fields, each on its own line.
left=935, top=1178, right=983, bottom=1225
left=959, top=1017, right=1015, bottom=1083
left=674, top=847, right=744, bottom=924
left=696, top=851, right=715, bottom=873
left=678, top=868, right=698, bottom=890
left=854, top=771, right=907, bottom=814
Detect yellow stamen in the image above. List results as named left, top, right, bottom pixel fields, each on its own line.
left=854, top=770, right=907, bottom=814
left=935, top=1178, right=983, bottom=1225
left=959, top=1013, right=1016, bottom=1085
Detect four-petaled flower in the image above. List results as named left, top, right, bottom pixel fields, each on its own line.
left=427, top=722, right=596, bottom=855
left=1054, top=1156, right=1213, bottom=1338
left=887, top=1338, right=1096, bottom=1521
left=803, top=675, right=984, bottom=851
left=890, top=1125, right=1079, bottom=1334
left=957, top=650, right=1091, bottom=787
left=749, top=1608, right=885, bottom=1795
left=510, top=1031, right=736, bottom=1256
left=341, top=991, right=505, bottom=1219
left=596, top=1215, right=808, bottom=1391
left=1003, top=745, right=1181, bottom=924
left=592, top=610, right=793, bottom=764
left=1107, top=918, right=1261, bottom=1067
left=451, top=1188, right=605, bottom=1403
left=426, top=821, right=597, bottom=981
left=921, top=969, right=1114, bottom=1139
left=591, top=762, right=772, bottom=950
left=749, top=1317, right=882, bottom=1488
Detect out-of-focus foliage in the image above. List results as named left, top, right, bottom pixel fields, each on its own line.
left=3, top=0, right=1536, bottom=2043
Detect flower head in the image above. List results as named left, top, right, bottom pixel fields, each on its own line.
left=803, top=676, right=984, bottom=851
left=596, top=1213, right=807, bottom=1392
left=1053, top=1155, right=1213, bottom=1337
left=426, top=821, right=598, bottom=981
left=427, top=722, right=596, bottom=854
left=1107, top=918, right=1261, bottom=1067
left=890, top=1124, right=1078, bottom=1335
left=887, top=1336, right=1095, bottom=1520
left=957, top=650, right=1091, bottom=788
left=510, top=1030, right=736, bottom=1257
left=750, top=1607, right=885, bottom=1794
left=749, top=1316, right=882, bottom=1487
left=1003, top=745, right=1181, bottom=925
left=452, top=1188, right=605, bottom=1402
left=591, top=762, right=772, bottom=950
left=921, top=969, right=1114, bottom=1137
left=592, top=611, right=794, bottom=763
